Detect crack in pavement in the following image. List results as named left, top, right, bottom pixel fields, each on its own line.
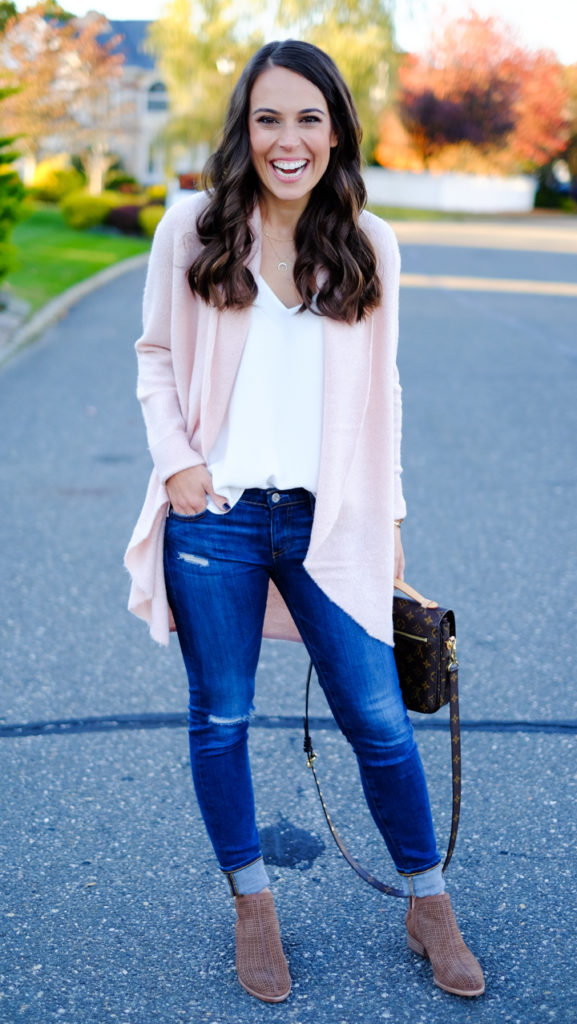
left=1, top=712, right=576, bottom=739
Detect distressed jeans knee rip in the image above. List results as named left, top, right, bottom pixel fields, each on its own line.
left=207, top=712, right=251, bottom=726
left=178, top=551, right=210, bottom=567
left=189, top=701, right=255, bottom=731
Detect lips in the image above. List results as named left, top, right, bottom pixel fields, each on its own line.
left=271, top=159, right=309, bottom=180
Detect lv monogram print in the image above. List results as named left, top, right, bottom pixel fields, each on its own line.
left=393, top=595, right=461, bottom=871
left=392, top=597, right=456, bottom=714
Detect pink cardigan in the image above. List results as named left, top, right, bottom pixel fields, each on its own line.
left=124, top=192, right=406, bottom=646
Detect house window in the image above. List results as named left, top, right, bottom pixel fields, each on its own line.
left=148, top=82, right=168, bottom=112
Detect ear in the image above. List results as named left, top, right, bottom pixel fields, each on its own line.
left=330, top=128, right=338, bottom=148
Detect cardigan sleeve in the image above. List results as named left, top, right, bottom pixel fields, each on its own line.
left=392, top=359, right=407, bottom=521
left=365, top=213, right=407, bottom=522
left=386, top=222, right=406, bottom=520
left=134, top=202, right=205, bottom=484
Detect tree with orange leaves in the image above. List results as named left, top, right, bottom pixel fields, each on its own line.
left=0, top=4, right=125, bottom=190
left=507, top=49, right=569, bottom=169
left=386, top=10, right=570, bottom=175
left=0, top=4, right=77, bottom=182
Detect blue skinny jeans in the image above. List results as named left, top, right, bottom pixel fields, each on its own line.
left=163, top=488, right=442, bottom=897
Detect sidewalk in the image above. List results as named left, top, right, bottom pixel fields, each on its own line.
left=389, top=214, right=577, bottom=252
left=0, top=289, right=29, bottom=351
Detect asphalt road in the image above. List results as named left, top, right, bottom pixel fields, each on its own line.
left=1, top=222, right=576, bottom=1024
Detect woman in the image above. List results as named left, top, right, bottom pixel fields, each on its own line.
left=125, top=39, right=484, bottom=1003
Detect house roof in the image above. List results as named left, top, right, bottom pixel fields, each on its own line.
left=102, top=20, right=156, bottom=70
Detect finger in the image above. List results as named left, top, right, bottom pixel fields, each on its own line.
left=205, top=481, right=230, bottom=512
left=193, top=467, right=227, bottom=511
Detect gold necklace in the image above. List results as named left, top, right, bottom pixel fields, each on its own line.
left=263, top=230, right=295, bottom=273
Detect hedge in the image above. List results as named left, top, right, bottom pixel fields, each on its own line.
left=138, top=204, right=165, bottom=238
left=60, top=189, right=166, bottom=235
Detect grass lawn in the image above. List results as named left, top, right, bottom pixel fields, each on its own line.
left=368, top=203, right=481, bottom=221
left=6, top=203, right=151, bottom=313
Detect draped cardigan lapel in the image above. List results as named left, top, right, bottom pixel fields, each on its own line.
left=125, top=193, right=404, bottom=647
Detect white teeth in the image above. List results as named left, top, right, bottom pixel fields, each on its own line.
left=272, top=160, right=307, bottom=173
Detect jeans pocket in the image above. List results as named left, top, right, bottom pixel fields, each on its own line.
left=168, top=506, right=209, bottom=522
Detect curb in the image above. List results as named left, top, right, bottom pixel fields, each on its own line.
left=0, top=251, right=150, bottom=369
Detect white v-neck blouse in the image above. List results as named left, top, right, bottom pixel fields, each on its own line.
left=206, top=276, right=324, bottom=512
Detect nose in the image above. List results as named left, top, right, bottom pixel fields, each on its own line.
left=278, top=121, right=299, bottom=148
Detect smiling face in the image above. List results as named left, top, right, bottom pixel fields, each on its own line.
left=248, top=65, right=338, bottom=216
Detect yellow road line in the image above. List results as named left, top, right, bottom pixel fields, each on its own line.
left=390, top=222, right=577, bottom=254
left=400, top=273, right=577, bottom=297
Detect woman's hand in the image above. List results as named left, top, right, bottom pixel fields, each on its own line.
left=165, top=465, right=228, bottom=515
left=394, top=526, right=405, bottom=582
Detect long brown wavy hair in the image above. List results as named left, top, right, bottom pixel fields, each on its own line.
left=187, top=40, right=382, bottom=323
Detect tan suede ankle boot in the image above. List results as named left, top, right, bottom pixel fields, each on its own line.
left=234, top=889, right=291, bottom=1003
left=406, top=893, right=485, bottom=997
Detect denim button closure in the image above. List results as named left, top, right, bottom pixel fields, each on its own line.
left=271, top=492, right=281, bottom=504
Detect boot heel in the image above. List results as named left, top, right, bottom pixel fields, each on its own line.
left=407, top=933, right=426, bottom=957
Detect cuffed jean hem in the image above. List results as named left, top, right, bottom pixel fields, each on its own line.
left=398, top=861, right=445, bottom=898
left=222, top=857, right=270, bottom=897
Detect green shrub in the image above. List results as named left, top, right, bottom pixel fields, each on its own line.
left=111, top=190, right=148, bottom=207
left=60, top=191, right=116, bottom=229
left=105, top=171, right=139, bottom=191
left=534, top=181, right=562, bottom=208
left=0, top=239, right=18, bottom=282
left=0, top=134, right=25, bottom=285
left=33, top=168, right=85, bottom=203
left=60, top=189, right=148, bottom=230
left=534, top=167, right=577, bottom=212
left=31, top=157, right=85, bottom=203
left=534, top=186, right=577, bottom=213
left=146, top=183, right=167, bottom=202
left=138, top=204, right=165, bottom=238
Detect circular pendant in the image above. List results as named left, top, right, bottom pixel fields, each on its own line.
left=277, top=261, right=288, bottom=272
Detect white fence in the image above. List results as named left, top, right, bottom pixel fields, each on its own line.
left=364, top=167, right=537, bottom=214
left=168, top=168, right=538, bottom=214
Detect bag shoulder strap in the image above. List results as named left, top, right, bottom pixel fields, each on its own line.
left=303, top=660, right=461, bottom=897
left=393, top=577, right=439, bottom=609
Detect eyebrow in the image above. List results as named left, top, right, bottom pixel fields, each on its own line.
left=252, top=106, right=327, bottom=116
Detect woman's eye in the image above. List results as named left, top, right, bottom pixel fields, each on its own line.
left=254, top=115, right=322, bottom=126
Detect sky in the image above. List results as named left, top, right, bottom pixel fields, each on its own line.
left=16, top=0, right=577, bottom=66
